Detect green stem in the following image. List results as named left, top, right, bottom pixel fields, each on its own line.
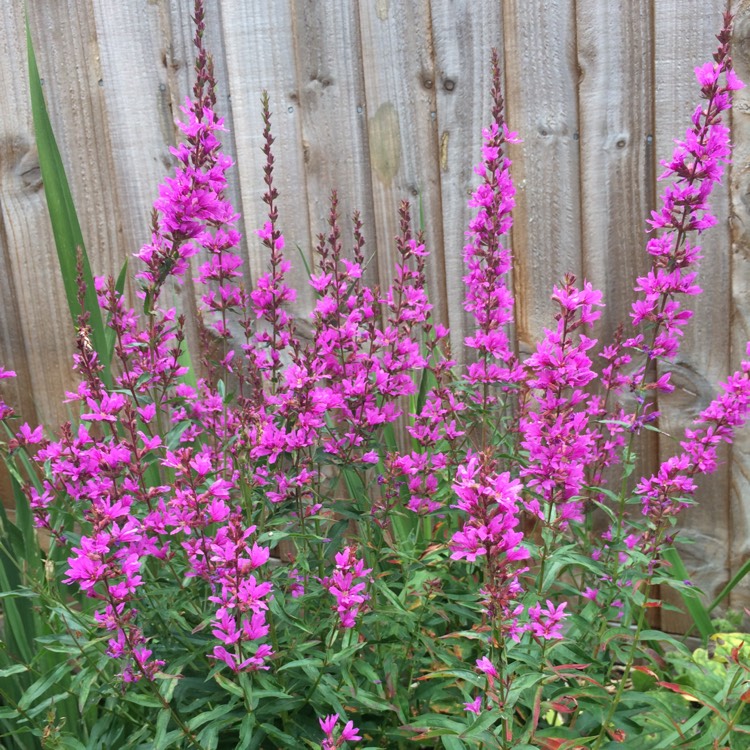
left=591, top=584, right=651, bottom=750
left=711, top=666, right=748, bottom=747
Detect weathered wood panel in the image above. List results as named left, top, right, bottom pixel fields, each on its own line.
left=575, top=0, right=654, bottom=354
left=290, top=0, right=375, bottom=290
left=0, top=3, right=80, bottom=428
left=653, top=0, right=733, bottom=633
left=729, top=0, right=750, bottom=615
left=220, top=0, right=314, bottom=318
left=92, top=2, right=172, bottom=256
left=430, top=0, right=504, bottom=355
left=502, top=0, right=583, bottom=355
left=574, top=0, right=659, bottom=523
left=0, top=0, right=747, bottom=624
left=357, top=1, right=446, bottom=324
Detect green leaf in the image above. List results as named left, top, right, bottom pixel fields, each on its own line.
left=122, top=692, right=164, bottom=709
left=346, top=688, right=395, bottom=714
left=213, top=671, right=245, bottom=698
left=661, top=546, right=714, bottom=642
left=238, top=714, right=256, bottom=750
left=187, top=701, right=238, bottom=730
left=0, top=664, right=28, bottom=678
left=0, top=494, right=45, bottom=666
left=382, top=423, right=398, bottom=454
left=294, top=242, right=313, bottom=281
left=26, top=14, right=112, bottom=387
left=407, top=714, right=465, bottom=732
left=539, top=544, right=578, bottom=593
left=441, top=737, right=467, bottom=750
left=315, top=679, right=348, bottom=719
left=10, top=474, right=42, bottom=578
left=415, top=363, right=437, bottom=416
left=55, top=739, right=87, bottom=750
left=72, top=665, right=99, bottom=713
left=17, top=661, right=71, bottom=711
left=153, top=707, right=173, bottom=749
left=259, top=722, right=299, bottom=746
left=708, top=555, right=750, bottom=614
left=460, top=708, right=502, bottom=738
left=341, top=466, right=367, bottom=510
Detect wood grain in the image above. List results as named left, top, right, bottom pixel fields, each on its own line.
left=430, top=0, right=504, bottom=356
left=574, top=1, right=660, bottom=615
left=357, top=0, right=446, bottom=327
left=729, top=0, right=750, bottom=616
left=0, top=2, right=78, bottom=426
left=219, top=0, right=314, bottom=322
left=653, top=0, right=733, bottom=633
left=502, top=0, right=583, bottom=357
left=290, top=0, right=377, bottom=292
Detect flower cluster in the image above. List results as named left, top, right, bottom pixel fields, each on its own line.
left=519, top=276, right=603, bottom=527
left=637, top=346, right=750, bottom=525
left=627, top=18, right=743, bottom=381
left=450, top=453, right=530, bottom=635
left=318, top=714, right=362, bottom=749
left=462, top=50, right=523, bottom=391
left=321, top=547, right=371, bottom=629
left=19, top=7, right=275, bottom=681
left=209, top=510, right=273, bottom=671
left=2, top=6, right=749, bottom=747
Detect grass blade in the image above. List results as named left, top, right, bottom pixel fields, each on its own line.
left=661, top=546, right=714, bottom=642
left=26, top=15, right=112, bottom=387
left=708, top=556, right=750, bottom=614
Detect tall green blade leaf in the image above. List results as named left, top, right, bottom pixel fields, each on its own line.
left=0, top=499, right=38, bottom=668
left=26, top=16, right=111, bottom=387
left=708, top=556, right=750, bottom=613
left=661, top=546, right=714, bottom=642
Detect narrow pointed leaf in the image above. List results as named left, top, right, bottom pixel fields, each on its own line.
left=661, top=546, right=714, bottom=642
left=27, top=16, right=111, bottom=387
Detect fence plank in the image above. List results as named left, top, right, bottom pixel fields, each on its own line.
left=92, top=2, right=172, bottom=259
left=0, top=2, right=96, bottom=427
left=357, top=0, right=446, bottom=327
left=0, top=3, right=45, bottom=429
left=502, top=0, right=583, bottom=354
left=574, top=1, right=661, bottom=603
left=576, top=0, right=653, bottom=353
left=728, top=1, right=750, bottom=616
left=430, top=0, right=504, bottom=356
left=653, top=0, right=732, bottom=633
left=219, top=0, right=314, bottom=320
left=289, top=0, right=378, bottom=298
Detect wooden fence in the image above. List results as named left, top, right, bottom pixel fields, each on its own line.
left=1, top=0, right=749, bottom=630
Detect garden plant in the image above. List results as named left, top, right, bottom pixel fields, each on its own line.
left=1, top=3, right=750, bottom=748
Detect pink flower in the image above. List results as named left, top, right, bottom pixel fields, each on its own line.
left=319, top=714, right=339, bottom=736
left=582, top=587, right=599, bottom=602
left=461, top=52, right=523, bottom=390
left=319, top=713, right=362, bottom=748
left=321, top=547, right=371, bottom=628
left=528, top=600, right=568, bottom=640
left=340, top=721, right=362, bottom=743
left=16, top=423, right=44, bottom=445
left=476, top=656, right=498, bottom=679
